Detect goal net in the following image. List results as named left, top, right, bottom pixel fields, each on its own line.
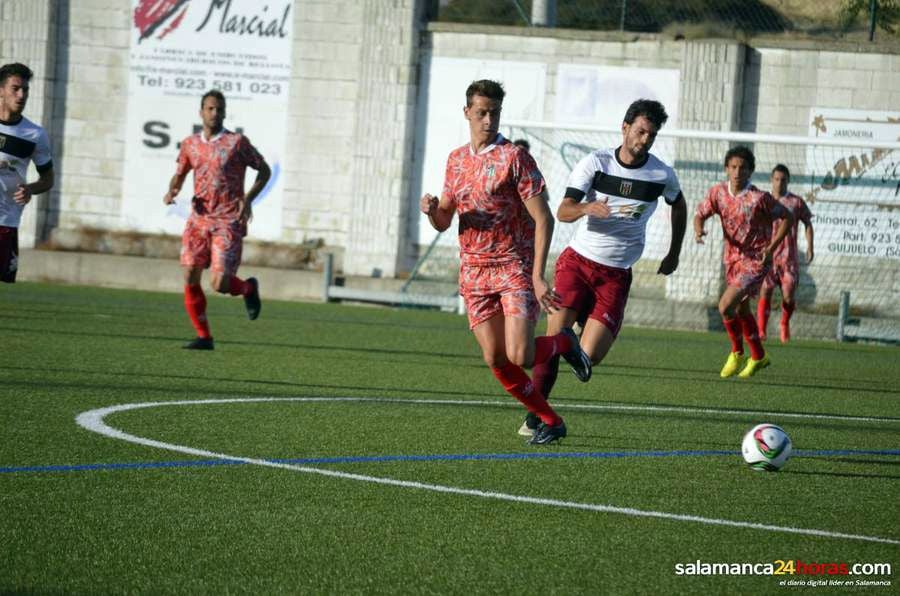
left=366, top=122, right=900, bottom=342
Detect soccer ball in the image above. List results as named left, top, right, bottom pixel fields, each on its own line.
left=741, top=423, right=792, bottom=471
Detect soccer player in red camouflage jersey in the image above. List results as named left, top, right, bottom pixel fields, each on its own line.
left=757, top=164, right=814, bottom=343
left=420, top=79, right=591, bottom=445
left=694, top=146, right=793, bottom=378
left=163, top=90, right=271, bottom=350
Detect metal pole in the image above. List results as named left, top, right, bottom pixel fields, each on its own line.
left=322, top=252, right=333, bottom=303
left=619, top=0, right=627, bottom=32
left=530, top=0, right=556, bottom=27
left=837, top=291, right=850, bottom=342
left=869, top=0, right=877, bottom=41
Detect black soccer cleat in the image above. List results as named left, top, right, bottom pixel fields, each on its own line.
left=560, top=327, right=592, bottom=382
left=528, top=421, right=567, bottom=445
left=517, top=412, right=541, bottom=437
left=244, top=277, right=261, bottom=320
left=183, top=337, right=214, bottom=350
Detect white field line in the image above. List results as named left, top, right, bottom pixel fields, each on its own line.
left=75, top=397, right=900, bottom=546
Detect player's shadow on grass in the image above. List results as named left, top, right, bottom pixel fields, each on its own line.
left=783, top=469, right=900, bottom=481
left=0, top=324, right=486, bottom=365
left=592, top=363, right=897, bottom=395
left=4, top=301, right=470, bottom=334
left=2, top=364, right=504, bottom=401
left=541, top=400, right=900, bottom=433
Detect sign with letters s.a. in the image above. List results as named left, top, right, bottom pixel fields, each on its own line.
left=121, top=0, right=294, bottom=240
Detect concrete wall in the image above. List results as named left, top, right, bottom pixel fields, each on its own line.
left=2, top=4, right=898, bottom=318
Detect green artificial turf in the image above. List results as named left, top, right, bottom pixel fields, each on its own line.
left=1, top=282, right=897, bottom=594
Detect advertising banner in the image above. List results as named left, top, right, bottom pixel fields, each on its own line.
left=121, top=0, right=294, bottom=240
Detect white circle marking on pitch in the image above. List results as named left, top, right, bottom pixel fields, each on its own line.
left=75, top=396, right=900, bottom=546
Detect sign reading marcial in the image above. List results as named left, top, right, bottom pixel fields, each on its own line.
left=122, top=0, right=294, bottom=241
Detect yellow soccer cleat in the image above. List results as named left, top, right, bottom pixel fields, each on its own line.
left=739, top=354, right=771, bottom=378
left=720, top=352, right=746, bottom=378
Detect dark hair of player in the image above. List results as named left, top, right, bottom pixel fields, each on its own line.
left=724, top=145, right=756, bottom=172
left=0, top=63, right=34, bottom=86
left=772, top=163, right=790, bottom=179
left=201, top=89, right=226, bottom=108
left=466, top=79, right=505, bottom=107
left=623, top=99, right=668, bottom=129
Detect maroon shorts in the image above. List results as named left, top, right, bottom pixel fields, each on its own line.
left=553, top=247, right=631, bottom=337
left=0, top=226, right=18, bottom=283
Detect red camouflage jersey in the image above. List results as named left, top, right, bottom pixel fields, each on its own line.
left=175, top=130, right=264, bottom=220
left=697, top=182, right=787, bottom=264
left=770, top=192, right=812, bottom=268
left=442, top=135, right=546, bottom=268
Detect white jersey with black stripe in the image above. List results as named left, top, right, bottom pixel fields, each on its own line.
left=565, top=147, right=680, bottom=269
left=0, top=115, right=52, bottom=228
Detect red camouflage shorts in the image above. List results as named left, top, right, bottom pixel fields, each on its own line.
left=460, top=261, right=540, bottom=330
left=761, top=260, right=798, bottom=296
left=180, top=214, right=245, bottom=275
left=725, top=255, right=770, bottom=298
left=553, top=247, right=631, bottom=338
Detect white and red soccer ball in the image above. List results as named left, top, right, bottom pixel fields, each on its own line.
left=742, top=423, right=792, bottom=471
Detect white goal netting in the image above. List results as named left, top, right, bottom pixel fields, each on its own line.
left=370, top=123, right=900, bottom=341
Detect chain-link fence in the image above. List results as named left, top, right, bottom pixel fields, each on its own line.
left=434, top=0, right=899, bottom=41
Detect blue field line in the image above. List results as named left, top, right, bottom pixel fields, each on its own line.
left=2, top=448, right=899, bottom=476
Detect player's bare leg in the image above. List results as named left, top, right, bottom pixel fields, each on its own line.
left=579, top=319, right=616, bottom=365
left=210, top=270, right=261, bottom=321
left=473, top=315, right=564, bottom=432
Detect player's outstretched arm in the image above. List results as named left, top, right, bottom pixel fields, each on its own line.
left=805, top=221, right=815, bottom=264
left=13, top=167, right=53, bottom=206
left=240, top=160, right=271, bottom=222
left=525, top=188, right=558, bottom=312
left=658, top=192, right=687, bottom=275
left=420, top=193, right=454, bottom=232
left=163, top=172, right=188, bottom=205
left=244, top=159, right=271, bottom=204
left=763, top=209, right=794, bottom=265
left=693, top=212, right=708, bottom=243
left=557, top=195, right=609, bottom=223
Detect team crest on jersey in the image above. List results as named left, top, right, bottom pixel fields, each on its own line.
left=619, top=181, right=632, bottom=196
left=485, top=164, right=495, bottom=178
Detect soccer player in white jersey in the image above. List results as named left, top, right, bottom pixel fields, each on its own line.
left=0, top=63, right=54, bottom=283
left=525, top=99, right=687, bottom=436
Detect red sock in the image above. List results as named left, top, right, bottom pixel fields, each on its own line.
left=532, top=355, right=560, bottom=401
left=184, top=284, right=211, bottom=339
left=781, top=301, right=795, bottom=326
left=740, top=313, right=765, bottom=360
left=723, top=317, right=744, bottom=354
left=757, top=297, right=770, bottom=338
left=491, top=362, right=562, bottom=426
left=533, top=333, right=573, bottom=366
left=228, top=275, right=251, bottom=297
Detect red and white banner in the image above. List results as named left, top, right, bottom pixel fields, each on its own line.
left=121, top=0, right=294, bottom=240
